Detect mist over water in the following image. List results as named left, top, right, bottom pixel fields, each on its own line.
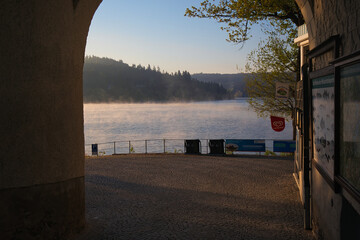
left=84, top=99, right=292, bottom=145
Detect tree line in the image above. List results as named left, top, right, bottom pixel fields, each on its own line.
left=83, top=56, right=233, bottom=103
left=192, top=73, right=249, bottom=98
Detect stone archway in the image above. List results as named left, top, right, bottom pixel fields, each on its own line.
left=1, top=1, right=359, bottom=239
left=0, top=1, right=101, bottom=239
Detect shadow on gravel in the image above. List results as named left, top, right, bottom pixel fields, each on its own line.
left=80, top=170, right=313, bottom=240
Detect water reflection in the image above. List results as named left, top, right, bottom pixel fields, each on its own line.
left=84, top=99, right=292, bottom=144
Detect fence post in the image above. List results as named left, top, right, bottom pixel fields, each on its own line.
left=145, top=140, right=147, bottom=154
left=114, top=141, right=116, bottom=154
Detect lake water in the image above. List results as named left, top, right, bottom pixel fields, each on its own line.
left=84, top=99, right=292, bottom=155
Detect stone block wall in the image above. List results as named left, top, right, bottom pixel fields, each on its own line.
left=0, top=0, right=101, bottom=239
left=296, top=0, right=360, bottom=239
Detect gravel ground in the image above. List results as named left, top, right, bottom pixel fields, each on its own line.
left=73, top=154, right=314, bottom=240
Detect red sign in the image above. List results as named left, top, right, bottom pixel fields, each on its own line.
left=271, top=116, right=285, bottom=132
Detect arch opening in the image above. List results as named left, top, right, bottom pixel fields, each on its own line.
left=2, top=1, right=360, bottom=239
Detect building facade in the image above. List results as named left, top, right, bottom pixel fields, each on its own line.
left=295, top=0, right=360, bottom=238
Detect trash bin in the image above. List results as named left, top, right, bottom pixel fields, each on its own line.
left=184, top=139, right=201, bottom=154
left=209, top=139, right=225, bottom=154
left=92, top=144, right=98, bottom=156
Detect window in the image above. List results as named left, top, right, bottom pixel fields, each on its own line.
left=339, top=62, right=360, bottom=192
left=312, top=74, right=335, bottom=180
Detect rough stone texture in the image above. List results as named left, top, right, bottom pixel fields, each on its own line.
left=0, top=0, right=99, bottom=189
left=311, top=169, right=342, bottom=240
left=0, top=1, right=101, bottom=239
left=0, top=177, right=85, bottom=240
left=298, top=0, right=360, bottom=58
left=73, top=154, right=314, bottom=240
left=295, top=1, right=360, bottom=239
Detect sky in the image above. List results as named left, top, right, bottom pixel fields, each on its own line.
left=85, top=0, right=266, bottom=74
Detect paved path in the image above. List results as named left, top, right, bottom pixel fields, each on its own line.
left=74, top=154, right=314, bottom=240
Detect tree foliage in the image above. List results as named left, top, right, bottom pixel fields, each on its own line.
left=185, top=0, right=304, bottom=44
left=186, top=0, right=300, bottom=117
left=245, top=31, right=298, bottom=119
left=83, top=56, right=232, bottom=103
left=186, top=0, right=301, bottom=140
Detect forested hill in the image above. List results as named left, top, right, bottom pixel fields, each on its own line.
left=192, top=73, right=249, bottom=97
left=83, top=56, right=233, bottom=103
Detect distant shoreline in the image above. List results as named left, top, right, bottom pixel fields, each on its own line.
left=83, top=56, right=233, bottom=103
left=83, top=98, right=248, bottom=104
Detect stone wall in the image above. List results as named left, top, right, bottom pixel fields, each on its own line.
left=296, top=0, right=360, bottom=239
left=0, top=0, right=101, bottom=239
left=297, top=0, right=360, bottom=56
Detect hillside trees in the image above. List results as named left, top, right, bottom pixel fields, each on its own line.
left=83, top=56, right=232, bottom=102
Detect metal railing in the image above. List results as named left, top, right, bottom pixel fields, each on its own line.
left=297, top=24, right=308, bottom=37
left=85, top=138, right=294, bottom=156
